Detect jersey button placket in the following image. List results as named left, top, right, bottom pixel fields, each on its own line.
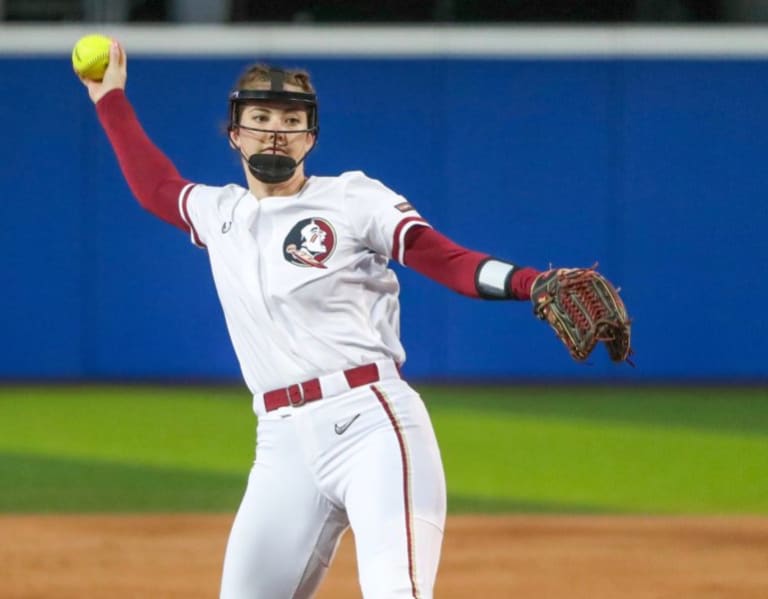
left=250, top=202, right=278, bottom=324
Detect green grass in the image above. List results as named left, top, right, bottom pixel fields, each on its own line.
left=0, top=386, right=254, bottom=473
left=0, top=385, right=766, bottom=514
left=425, top=386, right=768, bottom=513
left=0, top=452, right=245, bottom=512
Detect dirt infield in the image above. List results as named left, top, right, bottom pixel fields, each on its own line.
left=2, top=514, right=767, bottom=598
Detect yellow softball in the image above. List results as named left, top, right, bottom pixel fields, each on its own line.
left=71, top=34, right=112, bottom=81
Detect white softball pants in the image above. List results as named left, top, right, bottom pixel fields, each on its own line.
left=219, top=376, right=447, bottom=599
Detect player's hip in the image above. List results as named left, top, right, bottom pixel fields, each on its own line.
left=253, top=358, right=410, bottom=419
left=254, top=373, right=434, bottom=457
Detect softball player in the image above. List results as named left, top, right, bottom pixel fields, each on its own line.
left=80, top=41, right=539, bottom=599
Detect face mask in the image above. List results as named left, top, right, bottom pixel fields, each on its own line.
left=228, top=69, right=319, bottom=184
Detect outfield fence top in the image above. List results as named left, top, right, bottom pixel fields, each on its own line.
left=3, top=24, right=768, bottom=57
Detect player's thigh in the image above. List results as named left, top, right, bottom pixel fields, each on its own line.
left=220, top=426, right=348, bottom=599
left=346, top=382, right=447, bottom=598
left=355, top=517, right=443, bottom=599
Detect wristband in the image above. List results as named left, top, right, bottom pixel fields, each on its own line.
left=475, top=258, right=518, bottom=299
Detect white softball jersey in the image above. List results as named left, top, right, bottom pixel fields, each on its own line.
left=178, top=170, right=430, bottom=416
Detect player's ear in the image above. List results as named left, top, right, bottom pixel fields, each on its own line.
left=228, top=127, right=240, bottom=150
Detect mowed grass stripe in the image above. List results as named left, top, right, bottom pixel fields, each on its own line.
left=0, top=452, right=603, bottom=514
left=1, top=385, right=767, bottom=513
left=0, top=386, right=254, bottom=473
left=431, top=410, right=768, bottom=514
left=0, top=452, right=246, bottom=512
left=420, top=385, right=768, bottom=437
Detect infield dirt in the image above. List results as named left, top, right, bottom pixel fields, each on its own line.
left=2, top=514, right=767, bottom=598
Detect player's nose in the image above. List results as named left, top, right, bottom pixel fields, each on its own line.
left=267, top=127, right=286, bottom=140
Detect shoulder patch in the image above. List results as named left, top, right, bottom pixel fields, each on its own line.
left=394, top=201, right=415, bottom=213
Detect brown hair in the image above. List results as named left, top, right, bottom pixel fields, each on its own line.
left=234, top=64, right=315, bottom=94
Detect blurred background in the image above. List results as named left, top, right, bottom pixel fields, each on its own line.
left=1, top=2, right=767, bottom=387
left=1, top=0, right=767, bottom=528
left=3, top=0, right=768, bottom=23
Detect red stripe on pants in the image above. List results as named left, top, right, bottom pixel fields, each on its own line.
left=371, top=385, right=420, bottom=599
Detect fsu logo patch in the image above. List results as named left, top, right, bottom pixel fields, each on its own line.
left=283, top=217, right=337, bottom=268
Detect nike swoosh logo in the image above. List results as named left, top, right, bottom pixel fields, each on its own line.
left=334, top=413, right=360, bottom=435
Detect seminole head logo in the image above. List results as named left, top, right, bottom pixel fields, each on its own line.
left=283, top=217, right=336, bottom=268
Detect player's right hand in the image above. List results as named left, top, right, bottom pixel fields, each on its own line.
left=81, top=40, right=127, bottom=104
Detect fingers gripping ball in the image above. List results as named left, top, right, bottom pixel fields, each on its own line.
left=72, top=34, right=112, bottom=81
left=531, top=265, right=634, bottom=364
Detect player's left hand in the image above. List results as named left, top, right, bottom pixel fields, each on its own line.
left=530, top=265, right=633, bottom=364
left=81, top=40, right=127, bottom=104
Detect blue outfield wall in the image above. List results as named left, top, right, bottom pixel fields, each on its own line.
left=1, top=56, right=766, bottom=382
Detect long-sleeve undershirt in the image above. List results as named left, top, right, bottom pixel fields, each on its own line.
left=96, top=89, right=189, bottom=231
left=403, top=227, right=538, bottom=300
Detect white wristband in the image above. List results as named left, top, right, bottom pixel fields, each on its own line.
left=476, top=258, right=517, bottom=299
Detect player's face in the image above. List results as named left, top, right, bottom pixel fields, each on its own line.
left=301, top=222, right=327, bottom=253
left=233, top=84, right=315, bottom=165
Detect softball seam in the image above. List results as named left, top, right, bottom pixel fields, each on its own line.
left=73, top=48, right=109, bottom=77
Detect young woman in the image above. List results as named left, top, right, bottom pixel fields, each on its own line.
left=81, top=40, right=539, bottom=599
